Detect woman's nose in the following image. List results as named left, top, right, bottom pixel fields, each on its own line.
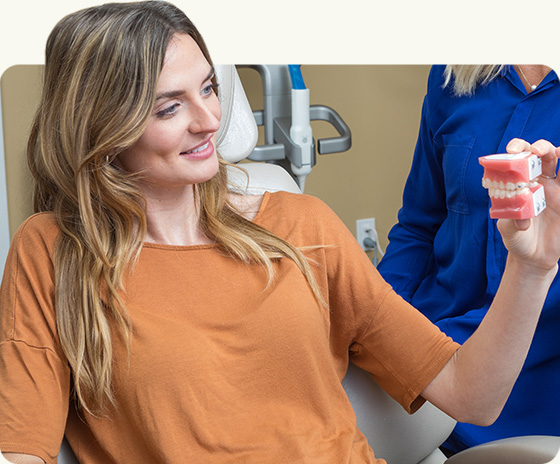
left=189, top=100, right=221, bottom=134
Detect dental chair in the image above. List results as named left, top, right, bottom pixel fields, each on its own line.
left=2, top=65, right=560, bottom=464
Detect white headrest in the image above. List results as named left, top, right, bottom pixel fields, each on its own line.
left=214, top=65, right=301, bottom=195
left=215, top=65, right=258, bottom=163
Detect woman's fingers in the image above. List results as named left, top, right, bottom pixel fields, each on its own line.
left=532, top=139, right=558, bottom=179
left=514, top=218, right=532, bottom=231
left=506, top=138, right=558, bottom=180
left=506, top=138, right=531, bottom=153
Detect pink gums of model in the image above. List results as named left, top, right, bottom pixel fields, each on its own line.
left=480, top=151, right=546, bottom=219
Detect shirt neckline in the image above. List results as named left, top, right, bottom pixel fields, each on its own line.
left=506, top=65, right=558, bottom=96
left=142, top=190, right=272, bottom=251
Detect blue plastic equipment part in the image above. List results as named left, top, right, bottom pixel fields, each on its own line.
left=288, top=65, right=306, bottom=90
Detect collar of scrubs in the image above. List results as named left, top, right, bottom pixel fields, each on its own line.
left=504, top=65, right=558, bottom=96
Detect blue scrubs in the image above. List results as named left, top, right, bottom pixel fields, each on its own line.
left=377, top=65, right=560, bottom=452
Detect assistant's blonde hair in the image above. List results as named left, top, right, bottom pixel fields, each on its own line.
left=443, top=65, right=506, bottom=96
left=28, top=1, right=323, bottom=415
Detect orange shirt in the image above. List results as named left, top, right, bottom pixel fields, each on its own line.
left=0, top=192, right=458, bottom=463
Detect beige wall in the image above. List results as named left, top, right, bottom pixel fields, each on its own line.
left=1, top=66, right=43, bottom=237
left=1, top=65, right=430, bottom=249
left=239, top=66, right=429, bottom=250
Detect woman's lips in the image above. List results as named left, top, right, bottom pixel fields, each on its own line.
left=180, top=139, right=214, bottom=160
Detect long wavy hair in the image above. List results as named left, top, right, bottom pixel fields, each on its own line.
left=443, top=65, right=506, bottom=96
left=28, top=1, right=323, bottom=415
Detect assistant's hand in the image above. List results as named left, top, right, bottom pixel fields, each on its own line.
left=498, top=138, right=560, bottom=272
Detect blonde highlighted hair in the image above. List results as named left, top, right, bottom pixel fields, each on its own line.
left=443, top=65, right=506, bottom=96
left=28, top=1, right=322, bottom=415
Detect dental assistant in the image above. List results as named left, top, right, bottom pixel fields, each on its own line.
left=378, top=64, right=560, bottom=453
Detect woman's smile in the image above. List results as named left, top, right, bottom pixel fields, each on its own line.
left=116, top=33, right=222, bottom=194
left=180, top=138, right=215, bottom=160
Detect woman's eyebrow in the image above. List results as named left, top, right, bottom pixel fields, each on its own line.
left=156, top=89, right=185, bottom=101
left=155, top=68, right=216, bottom=101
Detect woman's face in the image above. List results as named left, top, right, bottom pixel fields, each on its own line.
left=117, top=34, right=221, bottom=194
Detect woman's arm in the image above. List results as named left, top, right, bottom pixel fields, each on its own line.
left=422, top=138, right=560, bottom=425
left=1, top=452, right=44, bottom=463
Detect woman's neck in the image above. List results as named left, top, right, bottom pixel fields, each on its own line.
left=142, top=185, right=213, bottom=246
left=515, top=65, right=551, bottom=93
left=141, top=188, right=266, bottom=246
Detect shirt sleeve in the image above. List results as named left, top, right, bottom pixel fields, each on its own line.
left=377, top=66, right=449, bottom=301
left=0, top=215, right=70, bottom=464
left=306, top=195, right=459, bottom=414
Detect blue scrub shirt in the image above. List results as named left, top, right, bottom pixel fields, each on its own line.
left=378, top=65, right=560, bottom=452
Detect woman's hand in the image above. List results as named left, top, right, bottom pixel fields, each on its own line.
left=498, top=138, right=560, bottom=273
left=423, top=138, right=560, bottom=425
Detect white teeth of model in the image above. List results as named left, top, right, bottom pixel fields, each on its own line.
left=484, top=179, right=535, bottom=198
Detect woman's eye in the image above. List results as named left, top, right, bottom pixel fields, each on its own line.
left=202, top=83, right=219, bottom=96
left=156, top=103, right=180, bottom=118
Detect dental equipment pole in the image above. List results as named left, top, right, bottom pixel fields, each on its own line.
left=288, top=65, right=313, bottom=191
left=243, top=65, right=352, bottom=185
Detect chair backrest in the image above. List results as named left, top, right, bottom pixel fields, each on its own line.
left=343, top=363, right=454, bottom=464
left=59, top=438, right=79, bottom=464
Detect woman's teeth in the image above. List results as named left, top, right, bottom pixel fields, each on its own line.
left=185, top=142, right=209, bottom=154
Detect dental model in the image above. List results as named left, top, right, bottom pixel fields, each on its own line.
left=480, top=151, right=546, bottom=219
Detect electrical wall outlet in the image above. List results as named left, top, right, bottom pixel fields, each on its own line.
left=356, top=218, right=377, bottom=252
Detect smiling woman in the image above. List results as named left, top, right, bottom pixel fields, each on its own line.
left=0, top=2, right=328, bottom=461
left=115, top=34, right=222, bottom=245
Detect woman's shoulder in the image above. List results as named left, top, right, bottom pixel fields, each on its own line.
left=427, top=65, right=447, bottom=88
left=259, top=191, right=333, bottom=219
left=424, top=66, right=454, bottom=107
left=11, top=212, right=60, bottom=251
left=255, top=191, right=343, bottom=240
left=16, top=212, right=58, bottom=233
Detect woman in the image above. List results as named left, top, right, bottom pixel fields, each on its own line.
left=377, top=64, right=560, bottom=454
left=1, top=5, right=560, bottom=463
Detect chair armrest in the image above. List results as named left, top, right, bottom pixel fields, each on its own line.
left=445, top=435, right=560, bottom=464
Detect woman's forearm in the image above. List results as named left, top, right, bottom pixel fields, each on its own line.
left=422, top=255, right=557, bottom=425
